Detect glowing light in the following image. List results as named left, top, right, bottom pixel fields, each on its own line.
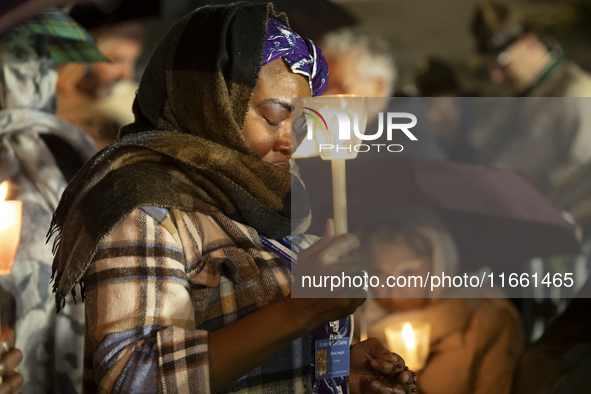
left=402, top=324, right=416, bottom=350
left=0, top=182, right=7, bottom=202
left=0, top=181, right=22, bottom=275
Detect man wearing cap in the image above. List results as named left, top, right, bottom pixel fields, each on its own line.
left=471, top=1, right=591, bottom=199
left=472, top=0, right=591, bottom=97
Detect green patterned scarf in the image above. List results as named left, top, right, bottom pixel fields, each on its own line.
left=48, top=2, right=311, bottom=311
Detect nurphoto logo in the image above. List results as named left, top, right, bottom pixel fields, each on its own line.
left=303, top=105, right=418, bottom=154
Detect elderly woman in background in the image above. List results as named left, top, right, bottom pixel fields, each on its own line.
left=358, top=211, right=523, bottom=394
left=0, top=24, right=95, bottom=393
left=49, top=3, right=417, bottom=393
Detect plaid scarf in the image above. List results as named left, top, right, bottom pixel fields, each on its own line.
left=48, top=2, right=312, bottom=312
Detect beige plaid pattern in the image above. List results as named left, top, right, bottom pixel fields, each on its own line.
left=82, top=207, right=306, bottom=393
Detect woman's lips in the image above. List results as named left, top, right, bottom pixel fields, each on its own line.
left=274, top=162, right=290, bottom=171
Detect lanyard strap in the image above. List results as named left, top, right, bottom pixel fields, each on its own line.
left=259, top=235, right=298, bottom=271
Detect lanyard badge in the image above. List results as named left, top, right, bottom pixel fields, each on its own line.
left=315, top=321, right=350, bottom=379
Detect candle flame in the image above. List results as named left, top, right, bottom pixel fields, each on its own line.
left=0, top=181, right=7, bottom=202
left=402, top=324, right=416, bottom=349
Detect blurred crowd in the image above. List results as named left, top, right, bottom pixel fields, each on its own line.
left=0, top=0, right=590, bottom=393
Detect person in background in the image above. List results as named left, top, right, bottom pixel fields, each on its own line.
left=412, top=58, right=475, bottom=163
left=0, top=26, right=96, bottom=393
left=472, top=1, right=591, bottom=97
left=56, top=22, right=143, bottom=149
left=321, top=28, right=396, bottom=98
left=471, top=1, right=591, bottom=196
left=357, top=212, right=523, bottom=394
left=471, top=1, right=591, bottom=354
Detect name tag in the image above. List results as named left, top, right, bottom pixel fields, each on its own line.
left=315, top=337, right=350, bottom=379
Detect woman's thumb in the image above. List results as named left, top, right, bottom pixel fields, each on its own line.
left=323, top=218, right=336, bottom=240
left=299, top=219, right=336, bottom=257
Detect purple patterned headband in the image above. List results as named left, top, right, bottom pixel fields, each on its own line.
left=261, top=18, right=328, bottom=97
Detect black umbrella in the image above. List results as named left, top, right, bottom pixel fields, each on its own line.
left=296, top=156, right=580, bottom=271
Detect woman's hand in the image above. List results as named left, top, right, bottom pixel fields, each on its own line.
left=349, top=338, right=416, bottom=394
left=291, top=219, right=367, bottom=331
left=207, top=218, right=367, bottom=392
left=0, top=327, right=23, bottom=394
left=291, top=221, right=416, bottom=392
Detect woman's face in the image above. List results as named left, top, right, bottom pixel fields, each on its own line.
left=369, top=238, right=431, bottom=313
left=242, top=58, right=311, bottom=171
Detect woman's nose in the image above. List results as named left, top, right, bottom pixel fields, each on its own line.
left=274, top=126, right=293, bottom=157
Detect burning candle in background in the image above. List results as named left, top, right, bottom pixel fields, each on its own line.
left=0, top=181, right=22, bottom=276
left=402, top=324, right=419, bottom=368
left=385, top=321, right=431, bottom=371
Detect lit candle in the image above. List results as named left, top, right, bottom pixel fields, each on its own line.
left=402, top=324, right=419, bottom=369
left=0, top=181, right=22, bottom=276
left=385, top=321, right=431, bottom=371
left=300, top=95, right=369, bottom=338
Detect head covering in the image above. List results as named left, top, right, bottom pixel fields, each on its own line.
left=415, top=226, right=458, bottom=297
left=49, top=2, right=318, bottom=310
left=11, top=8, right=106, bottom=65
left=0, top=28, right=57, bottom=112
left=472, top=1, right=526, bottom=54
left=262, top=18, right=328, bottom=96
left=360, top=209, right=458, bottom=298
